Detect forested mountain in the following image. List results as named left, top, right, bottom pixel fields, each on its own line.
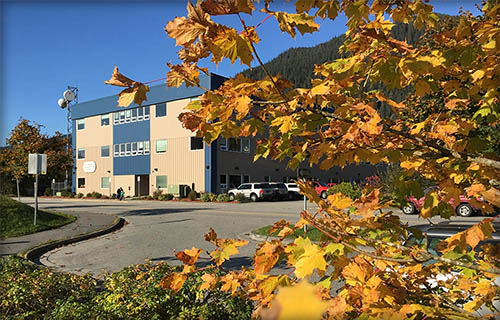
left=241, top=21, right=427, bottom=92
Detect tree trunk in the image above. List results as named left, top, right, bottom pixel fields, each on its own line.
left=16, top=178, right=20, bottom=201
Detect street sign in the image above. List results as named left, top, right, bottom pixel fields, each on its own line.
left=297, top=168, right=311, bottom=179
left=28, top=154, right=47, bottom=175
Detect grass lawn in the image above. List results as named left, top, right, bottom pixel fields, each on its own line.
left=253, top=224, right=324, bottom=241
left=0, top=195, right=76, bottom=239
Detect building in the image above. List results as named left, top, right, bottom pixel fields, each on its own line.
left=71, top=73, right=376, bottom=197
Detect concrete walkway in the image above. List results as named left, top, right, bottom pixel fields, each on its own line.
left=0, top=210, right=116, bottom=257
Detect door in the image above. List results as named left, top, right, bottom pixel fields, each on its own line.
left=135, top=175, right=149, bottom=196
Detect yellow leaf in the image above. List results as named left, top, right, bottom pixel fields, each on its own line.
left=415, top=80, right=431, bottom=97
left=294, top=242, right=327, bottom=279
left=471, top=70, right=485, bottom=82
left=199, top=273, right=217, bottom=291
left=400, top=159, right=425, bottom=170
left=160, top=273, right=187, bottom=293
left=117, top=85, right=150, bottom=107
left=327, top=192, right=353, bottom=210
left=175, top=247, right=202, bottom=265
left=275, top=281, right=327, bottom=320
left=104, top=66, right=138, bottom=87
left=410, top=121, right=425, bottom=135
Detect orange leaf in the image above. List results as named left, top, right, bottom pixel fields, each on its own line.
left=175, top=247, right=202, bottom=265
left=160, top=273, right=187, bottom=293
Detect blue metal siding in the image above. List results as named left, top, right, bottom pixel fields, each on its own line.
left=204, top=143, right=211, bottom=192
left=114, top=155, right=150, bottom=175
left=113, top=120, right=150, bottom=144
left=71, top=74, right=215, bottom=120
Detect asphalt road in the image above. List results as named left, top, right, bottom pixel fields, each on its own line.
left=19, top=197, right=486, bottom=276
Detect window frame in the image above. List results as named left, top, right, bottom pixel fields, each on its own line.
left=131, top=108, right=137, bottom=122
left=190, top=137, right=203, bottom=150
left=219, top=138, right=228, bottom=151
left=113, top=112, right=119, bottom=125
left=100, top=177, right=110, bottom=189
left=77, top=178, right=85, bottom=188
left=77, top=119, right=85, bottom=130
left=137, top=107, right=144, bottom=121
left=155, top=139, right=167, bottom=154
left=119, top=111, right=125, bottom=124
left=101, top=145, right=110, bottom=158
left=228, top=138, right=241, bottom=152
left=242, top=138, right=250, bottom=153
left=155, top=103, right=167, bottom=118
left=125, top=110, right=131, bottom=123
left=114, top=144, right=119, bottom=157
left=77, top=148, right=85, bottom=159
left=144, top=106, right=150, bottom=120
left=101, top=114, right=110, bottom=126
left=131, top=142, right=137, bottom=155
left=156, top=175, right=167, bottom=189
left=125, top=143, right=131, bottom=156
left=144, top=141, right=150, bottom=155
left=137, top=141, right=144, bottom=155
left=119, top=143, right=125, bottom=156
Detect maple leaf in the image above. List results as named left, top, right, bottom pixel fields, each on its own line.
left=271, top=11, right=319, bottom=38
left=274, top=281, right=327, bottom=320
left=160, top=273, right=187, bottom=293
left=116, top=85, right=150, bottom=107
left=199, top=273, right=217, bottom=291
left=221, top=273, right=240, bottom=294
left=254, top=241, right=284, bottom=274
left=292, top=238, right=327, bottom=279
left=104, top=66, right=138, bottom=87
left=210, top=28, right=254, bottom=66
left=201, top=0, right=254, bottom=15
left=175, top=247, right=202, bottom=265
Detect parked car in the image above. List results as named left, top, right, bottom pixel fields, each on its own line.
left=407, top=221, right=500, bottom=316
left=311, top=181, right=330, bottom=199
left=227, top=183, right=274, bottom=202
left=401, top=186, right=483, bottom=217
left=269, top=182, right=288, bottom=200
left=327, top=182, right=337, bottom=187
left=285, top=183, right=302, bottom=200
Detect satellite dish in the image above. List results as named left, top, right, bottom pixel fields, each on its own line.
left=58, top=98, right=68, bottom=108
left=63, top=89, right=76, bottom=102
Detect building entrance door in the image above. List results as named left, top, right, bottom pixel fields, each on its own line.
left=135, top=175, right=149, bottom=196
left=229, top=175, right=242, bottom=189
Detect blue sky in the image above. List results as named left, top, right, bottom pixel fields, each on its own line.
left=0, top=1, right=480, bottom=145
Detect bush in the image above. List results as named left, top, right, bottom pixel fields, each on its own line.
left=76, top=193, right=84, bottom=198
left=209, top=193, right=218, bottom=202
left=201, top=193, right=211, bottom=202
left=158, top=193, right=173, bottom=201
left=327, top=182, right=362, bottom=200
left=165, top=193, right=174, bottom=200
left=216, top=193, right=231, bottom=202
left=188, top=189, right=198, bottom=201
left=44, top=188, right=53, bottom=196
left=91, top=192, right=102, bottom=199
left=235, top=193, right=248, bottom=203
left=146, top=195, right=153, bottom=200
left=152, top=189, right=163, bottom=200
left=60, top=189, right=73, bottom=198
left=85, top=192, right=93, bottom=198
left=0, top=256, right=253, bottom=320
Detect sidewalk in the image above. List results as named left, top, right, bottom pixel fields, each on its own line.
left=0, top=211, right=116, bottom=257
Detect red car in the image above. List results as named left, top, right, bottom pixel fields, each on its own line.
left=311, top=181, right=330, bottom=199
left=402, top=187, right=482, bottom=217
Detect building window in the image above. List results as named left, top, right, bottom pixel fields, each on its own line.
left=119, top=111, right=125, bottom=123
left=125, top=143, right=131, bottom=156
left=125, top=110, right=131, bottom=123
left=101, top=145, right=110, bottom=158
left=131, top=142, right=137, bottom=155
left=155, top=103, right=167, bottom=117
left=242, top=138, right=250, bottom=153
left=113, top=113, right=119, bottom=125
left=137, top=107, right=143, bottom=121
left=144, top=106, right=150, bottom=119
left=228, top=138, right=241, bottom=152
left=77, top=148, right=85, bottom=159
left=220, top=174, right=227, bottom=189
left=144, top=141, right=150, bottom=155
left=156, top=139, right=167, bottom=153
left=156, top=175, right=167, bottom=189
left=101, top=177, right=110, bottom=189
left=220, top=138, right=227, bottom=151
left=77, top=119, right=85, bottom=130
left=243, top=175, right=250, bottom=183
left=114, top=144, right=119, bottom=157
left=137, top=141, right=144, bottom=155
left=77, top=178, right=85, bottom=188
left=190, top=137, right=203, bottom=150
left=120, top=143, right=125, bottom=156
left=101, top=114, right=110, bottom=126
left=131, top=108, right=137, bottom=122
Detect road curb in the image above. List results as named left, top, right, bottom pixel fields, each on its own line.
left=20, top=216, right=127, bottom=263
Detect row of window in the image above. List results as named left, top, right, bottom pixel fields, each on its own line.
left=76, top=137, right=204, bottom=160
left=113, top=106, right=151, bottom=125
left=77, top=114, right=111, bottom=130
left=77, top=177, right=110, bottom=189
left=220, top=138, right=250, bottom=153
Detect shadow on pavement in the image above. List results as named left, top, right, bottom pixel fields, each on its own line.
left=0, top=240, right=30, bottom=245
left=121, top=208, right=209, bottom=216
left=133, top=218, right=193, bottom=226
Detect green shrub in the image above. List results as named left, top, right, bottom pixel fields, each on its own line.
left=91, top=192, right=102, bottom=199
left=44, top=188, right=53, bottom=196
left=85, top=192, right=93, bottom=198
left=0, top=256, right=253, bottom=320
left=152, top=189, right=163, bottom=200
left=216, top=193, right=231, bottom=202
left=76, top=193, right=84, bottom=198
left=146, top=195, right=153, bottom=200
left=158, top=193, right=173, bottom=201
left=188, top=189, right=198, bottom=201
left=327, top=182, right=362, bottom=200
left=201, top=193, right=211, bottom=202
left=209, top=193, right=218, bottom=202
left=378, top=164, right=435, bottom=202
left=166, top=193, right=174, bottom=200
left=235, top=193, right=248, bottom=202
left=60, top=189, right=73, bottom=197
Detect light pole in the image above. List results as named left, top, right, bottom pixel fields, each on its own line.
left=58, top=86, right=78, bottom=191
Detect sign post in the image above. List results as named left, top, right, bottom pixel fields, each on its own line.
left=28, top=154, right=47, bottom=225
left=297, top=168, right=311, bottom=233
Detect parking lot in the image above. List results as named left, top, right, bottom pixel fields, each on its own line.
left=20, top=197, right=487, bottom=276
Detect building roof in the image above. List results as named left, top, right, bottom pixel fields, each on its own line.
left=71, top=73, right=226, bottom=120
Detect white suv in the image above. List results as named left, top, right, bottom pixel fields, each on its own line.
left=228, top=183, right=274, bottom=202
left=285, top=183, right=302, bottom=200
